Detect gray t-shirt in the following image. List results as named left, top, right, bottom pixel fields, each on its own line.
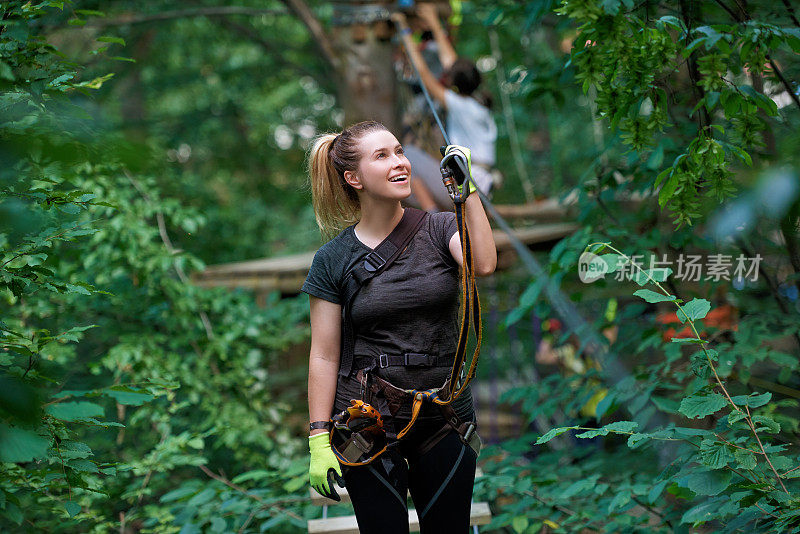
left=302, top=210, right=474, bottom=422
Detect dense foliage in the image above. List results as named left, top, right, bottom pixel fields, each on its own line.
left=475, top=0, right=800, bottom=532
left=1, top=0, right=798, bottom=532
left=2, top=2, right=312, bottom=531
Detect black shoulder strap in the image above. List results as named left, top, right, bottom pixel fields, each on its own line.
left=339, top=208, right=429, bottom=378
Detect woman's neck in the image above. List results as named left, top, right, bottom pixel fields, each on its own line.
left=355, top=198, right=404, bottom=248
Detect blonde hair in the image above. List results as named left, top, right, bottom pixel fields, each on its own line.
left=308, top=120, right=388, bottom=236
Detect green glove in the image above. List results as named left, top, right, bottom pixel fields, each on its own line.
left=309, top=432, right=344, bottom=501
left=444, top=144, right=477, bottom=195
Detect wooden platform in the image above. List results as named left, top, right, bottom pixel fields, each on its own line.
left=192, top=223, right=579, bottom=294
left=307, top=501, right=492, bottom=533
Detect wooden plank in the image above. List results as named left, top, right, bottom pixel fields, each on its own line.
left=307, top=501, right=491, bottom=533
left=191, top=220, right=580, bottom=294
left=492, top=223, right=579, bottom=251
left=492, top=196, right=574, bottom=221
left=491, top=190, right=650, bottom=221
left=310, top=468, right=485, bottom=506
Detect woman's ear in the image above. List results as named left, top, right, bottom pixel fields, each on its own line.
left=343, top=170, right=363, bottom=190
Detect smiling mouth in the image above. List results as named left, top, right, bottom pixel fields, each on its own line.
left=389, top=174, right=408, bottom=183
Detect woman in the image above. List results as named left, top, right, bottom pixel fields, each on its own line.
left=302, top=120, right=496, bottom=531
left=394, top=5, right=498, bottom=211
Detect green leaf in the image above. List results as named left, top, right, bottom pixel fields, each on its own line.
left=681, top=496, right=727, bottom=524
left=232, top=470, right=272, bottom=484
left=700, top=439, right=735, bottom=469
left=734, top=448, right=757, bottom=470
left=730, top=392, right=771, bottom=408
left=283, top=475, right=306, bottom=493
left=654, top=168, right=671, bottom=189
left=651, top=395, right=679, bottom=414
left=648, top=480, right=668, bottom=504
left=0, top=424, right=50, bottom=462
left=64, top=501, right=81, bottom=517
left=751, top=415, right=780, bottom=433
left=658, top=173, right=681, bottom=207
left=45, top=401, right=104, bottom=422
left=608, top=490, right=632, bottom=513
left=690, top=348, right=717, bottom=378
left=599, top=253, right=624, bottom=274
left=209, top=517, right=227, bottom=534
left=560, top=475, right=601, bottom=498
left=536, top=426, right=577, bottom=444
left=626, top=433, right=651, bottom=448
left=633, top=289, right=676, bottom=303
left=677, top=299, right=711, bottom=323
left=60, top=441, right=92, bottom=459
left=511, top=516, right=528, bottom=533
left=600, top=0, right=633, bottom=16
left=728, top=410, right=748, bottom=424
left=97, top=36, right=125, bottom=46
left=576, top=421, right=637, bottom=439
left=104, top=386, right=153, bottom=406
left=161, top=485, right=200, bottom=503
left=679, top=393, right=727, bottom=419
left=187, top=487, right=216, bottom=507
left=657, top=15, right=682, bottom=30
left=67, top=459, right=99, bottom=473
left=687, top=470, right=732, bottom=496
left=0, top=60, right=15, bottom=81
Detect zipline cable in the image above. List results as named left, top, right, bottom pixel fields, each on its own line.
left=489, top=27, right=535, bottom=203
left=396, top=31, right=634, bottom=393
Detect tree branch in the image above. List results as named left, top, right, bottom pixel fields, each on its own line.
left=280, top=0, right=340, bottom=71
left=87, top=7, right=288, bottom=27
left=216, top=17, right=323, bottom=83
left=782, top=0, right=800, bottom=27
left=197, top=464, right=305, bottom=521
left=714, top=0, right=800, bottom=111
left=124, top=170, right=215, bottom=341
left=680, top=0, right=710, bottom=131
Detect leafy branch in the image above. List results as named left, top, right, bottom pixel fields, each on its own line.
left=586, top=241, right=789, bottom=494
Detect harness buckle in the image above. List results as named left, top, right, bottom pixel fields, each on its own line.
left=363, top=250, right=386, bottom=272
left=404, top=352, right=431, bottom=366
left=378, top=354, right=389, bottom=369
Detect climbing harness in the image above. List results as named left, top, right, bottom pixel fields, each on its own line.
left=330, top=154, right=483, bottom=466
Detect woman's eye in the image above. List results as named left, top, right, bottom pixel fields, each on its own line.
left=397, top=147, right=405, bottom=155
left=376, top=152, right=386, bottom=158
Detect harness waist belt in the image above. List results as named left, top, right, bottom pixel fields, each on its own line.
left=355, top=353, right=452, bottom=369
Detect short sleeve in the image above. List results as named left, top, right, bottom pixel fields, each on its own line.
left=429, top=211, right=458, bottom=257
left=301, top=248, right=341, bottom=304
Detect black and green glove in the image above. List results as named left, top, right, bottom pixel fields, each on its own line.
left=308, top=432, right=344, bottom=502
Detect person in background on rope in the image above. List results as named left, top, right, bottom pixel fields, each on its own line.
left=303, top=120, right=496, bottom=531
left=393, top=5, right=498, bottom=211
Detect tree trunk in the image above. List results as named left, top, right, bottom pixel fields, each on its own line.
left=331, top=20, right=398, bottom=130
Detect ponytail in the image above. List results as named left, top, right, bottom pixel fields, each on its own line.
left=307, top=121, right=388, bottom=237
left=309, top=134, right=360, bottom=237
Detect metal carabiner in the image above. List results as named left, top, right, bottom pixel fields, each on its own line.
left=439, top=149, right=472, bottom=204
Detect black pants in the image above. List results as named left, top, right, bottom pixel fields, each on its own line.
left=342, top=418, right=478, bottom=533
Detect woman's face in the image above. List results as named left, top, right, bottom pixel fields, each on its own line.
left=345, top=129, right=412, bottom=201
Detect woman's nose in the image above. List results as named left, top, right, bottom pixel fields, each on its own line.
left=392, top=153, right=408, bottom=168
